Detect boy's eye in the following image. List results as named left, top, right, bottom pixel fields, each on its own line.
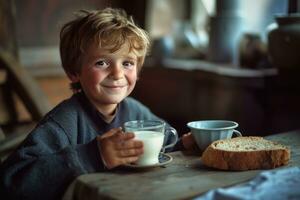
left=123, top=61, right=135, bottom=68
left=95, top=60, right=109, bottom=68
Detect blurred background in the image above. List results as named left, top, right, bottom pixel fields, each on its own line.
left=1, top=0, right=300, bottom=158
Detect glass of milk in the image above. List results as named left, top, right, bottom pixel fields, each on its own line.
left=123, top=120, right=178, bottom=166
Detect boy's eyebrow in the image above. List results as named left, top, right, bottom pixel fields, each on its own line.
left=91, top=55, right=137, bottom=60
left=88, top=53, right=111, bottom=60
left=124, top=55, right=137, bottom=60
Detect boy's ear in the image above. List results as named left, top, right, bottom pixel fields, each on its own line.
left=67, top=73, right=79, bottom=82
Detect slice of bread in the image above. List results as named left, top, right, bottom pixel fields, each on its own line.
left=201, top=136, right=290, bottom=171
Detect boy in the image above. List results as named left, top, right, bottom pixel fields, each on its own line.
left=0, top=8, right=195, bottom=200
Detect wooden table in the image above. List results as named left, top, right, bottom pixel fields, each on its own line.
left=63, top=130, right=300, bottom=200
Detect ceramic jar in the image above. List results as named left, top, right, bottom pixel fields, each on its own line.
left=208, top=0, right=244, bottom=65
left=268, top=14, right=300, bottom=71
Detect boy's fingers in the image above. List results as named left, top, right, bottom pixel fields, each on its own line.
left=116, top=140, right=143, bottom=150
left=120, top=156, right=139, bottom=165
left=112, top=131, right=134, bottom=142
left=182, top=132, right=199, bottom=150
left=117, top=148, right=143, bottom=157
left=122, top=132, right=135, bottom=140
left=182, top=132, right=191, bottom=137
left=101, top=127, right=123, bottom=139
left=115, top=140, right=143, bottom=150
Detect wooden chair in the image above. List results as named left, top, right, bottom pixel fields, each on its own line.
left=0, top=0, right=51, bottom=161
left=0, top=51, right=51, bottom=124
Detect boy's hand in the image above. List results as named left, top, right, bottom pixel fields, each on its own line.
left=182, top=132, right=199, bottom=151
left=97, top=127, right=143, bottom=169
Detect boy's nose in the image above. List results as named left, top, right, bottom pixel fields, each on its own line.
left=109, top=65, right=124, bottom=80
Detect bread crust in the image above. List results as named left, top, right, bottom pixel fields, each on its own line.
left=201, top=137, right=290, bottom=171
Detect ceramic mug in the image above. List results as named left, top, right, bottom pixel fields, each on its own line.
left=123, top=120, right=178, bottom=166
left=187, top=120, right=242, bottom=152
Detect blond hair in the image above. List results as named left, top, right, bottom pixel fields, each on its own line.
left=60, top=8, right=150, bottom=78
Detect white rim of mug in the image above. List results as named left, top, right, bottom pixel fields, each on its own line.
left=124, top=120, right=165, bottom=131
left=187, top=120, right=238, bottom=130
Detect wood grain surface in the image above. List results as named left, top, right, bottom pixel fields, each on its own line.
left=64, top=130, right=300, bottom=200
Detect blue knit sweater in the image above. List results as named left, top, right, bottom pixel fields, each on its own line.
left=0, top=92, right=180, bottom=200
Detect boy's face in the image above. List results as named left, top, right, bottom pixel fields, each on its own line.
left=71, top=42, right=138, bottom=110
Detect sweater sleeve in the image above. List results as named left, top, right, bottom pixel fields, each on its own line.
left=0, top=120, right=104, bottom=200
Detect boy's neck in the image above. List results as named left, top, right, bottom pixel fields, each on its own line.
left=95, top=103, right=118, bottom=123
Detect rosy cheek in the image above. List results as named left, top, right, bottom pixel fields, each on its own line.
left=82, top=70, right=104, bottom=85
left=127, top=72, right=137, bottom=85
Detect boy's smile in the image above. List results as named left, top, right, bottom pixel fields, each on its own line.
left=70, top=42, right=138, bottom=115
left=101, top=82, right=128, bottom=94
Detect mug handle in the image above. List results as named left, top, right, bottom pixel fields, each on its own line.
left=233, top=130, right=242, bottom=137
left=161, top=127, right=178, bottom=153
